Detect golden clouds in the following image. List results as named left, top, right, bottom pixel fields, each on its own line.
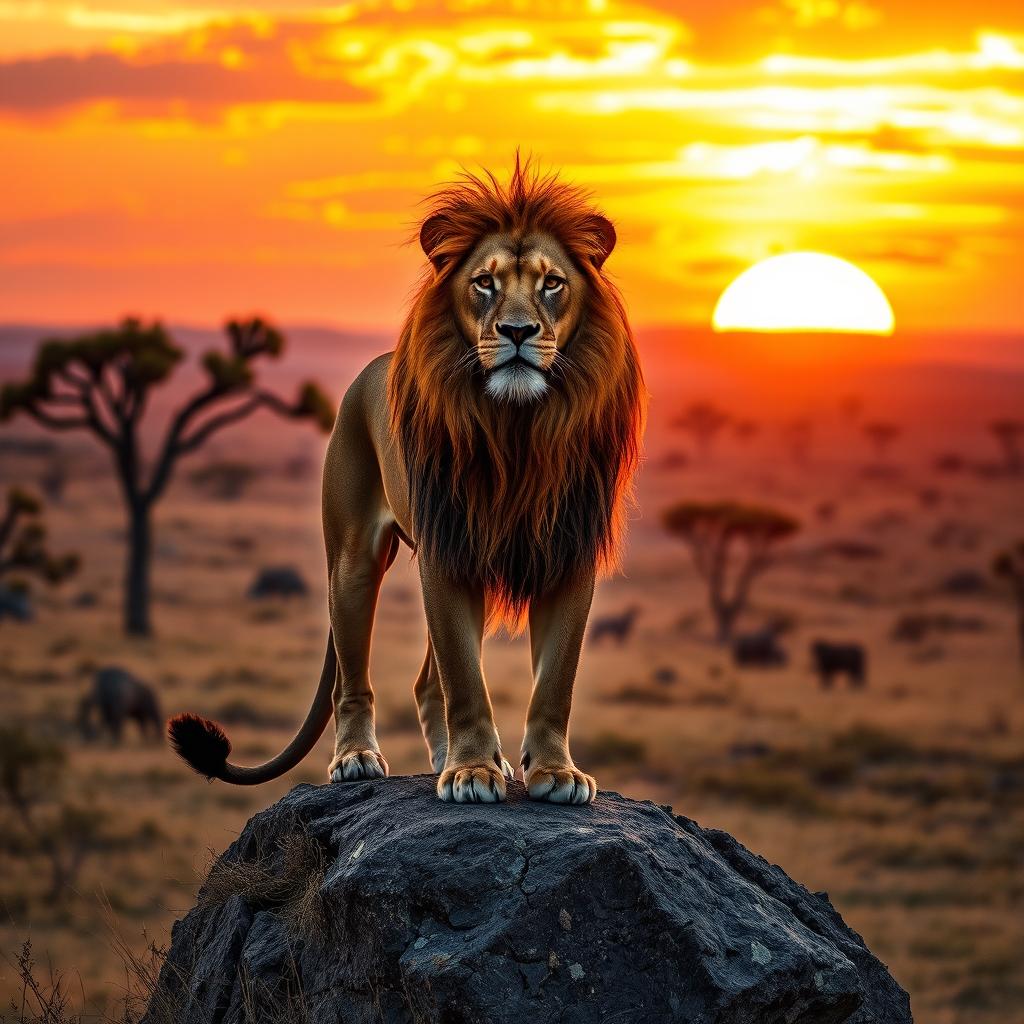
left=0, top=0, right=1022, bottom=329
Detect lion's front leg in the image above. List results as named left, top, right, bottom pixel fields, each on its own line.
left=419, top=560, right=514, bottom=802
left=326, top=535, right=395, bottom=784
left=521, top=571, right=597, bottom=805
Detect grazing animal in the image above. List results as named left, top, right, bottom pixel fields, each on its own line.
left=169, top=159, right=645, bottom=805
left=79, top=667, right=162, bottom=742
left=732, top=627, right=788, bottom=668
left=811, top=640, right=868, bottom=689
left=589, top=605, right=641, bottom=646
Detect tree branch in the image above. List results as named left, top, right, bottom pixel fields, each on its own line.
left=22, top=404, right=92, bottom=433
left=145, top=388, right=295, bottom=503
left=145, top=383, right=225, bottom=504
left=176, top=391, right=294, bottom=455
left=44, top=371, right=120, bottom=446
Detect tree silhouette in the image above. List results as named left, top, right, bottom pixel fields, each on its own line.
left=0, top=488, right=78, bottom=614
left=863, top=420, right=901, bottom=463
left=662, top=500, right=799, bottom=643
left=993, top=542, right=1024, bottom=667
left=1, top=318, right=334, bottom=636
left=673, top=401, right=731, bottom=460
left=990, top=419, right=1023, bottom=475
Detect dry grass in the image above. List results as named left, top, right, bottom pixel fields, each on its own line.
left=199, top=827, right=328, bottom=938
left=1, top=388, right=1022, bottom=1024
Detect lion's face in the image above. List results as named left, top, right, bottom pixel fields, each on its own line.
left=451, top=232, right=585, bottom=404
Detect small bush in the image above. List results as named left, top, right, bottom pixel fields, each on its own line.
left=891, top=611, right=987, bottom=643
left=574, top=731, right=647, bottom=768
left=603, top=684, right=675, bottom=707
left=695, top=766, right=830, bottom=817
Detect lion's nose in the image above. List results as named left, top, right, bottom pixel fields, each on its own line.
left=495, top=322, right=541, bottom=348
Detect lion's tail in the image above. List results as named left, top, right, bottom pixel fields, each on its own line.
left=167, top=634, right=336, bottom=785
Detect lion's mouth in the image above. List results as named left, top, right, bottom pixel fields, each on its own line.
left=490, top=353, right=546, bottom=373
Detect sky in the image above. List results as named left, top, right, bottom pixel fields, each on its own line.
left=2, top=0, right=1024, bottom=334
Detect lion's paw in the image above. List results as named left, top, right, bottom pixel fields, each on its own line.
left=525, top=764, right=596, bottom=804
left=437, top=762, right=507, bottom=803
left=329, top=749, right=388, bottom=783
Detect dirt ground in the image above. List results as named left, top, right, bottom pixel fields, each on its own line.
left=1, top=331, right=1022, bottom=1023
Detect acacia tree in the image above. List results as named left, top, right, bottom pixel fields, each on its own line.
left=993, top=541, right=1024, bottom=667
left=662, top=500, right=799, bottom=643
left=990, top=419, right=1023, bottom=475
left=863, top=420, right=901, bottom=463
left=673, top=401, right=731, bottom=460
left=0, top=488, right=78, bottom=615
left=0, top=318, right=334, bottom=636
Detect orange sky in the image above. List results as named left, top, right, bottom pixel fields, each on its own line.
left=2, top=0, right=1023, bottom=333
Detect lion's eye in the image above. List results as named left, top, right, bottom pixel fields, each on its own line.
left=473, top=274, right=494, bottom=292
left=543, top=275, right=565, bottom=293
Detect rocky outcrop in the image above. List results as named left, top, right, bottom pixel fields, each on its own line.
left=146, top=777, right=912, bottom=1024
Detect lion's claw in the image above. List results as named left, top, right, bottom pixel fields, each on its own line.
left=438, top=763, right=507, bottom=803
left=526, top=765, right=596, bottom=804
left=329, top=749, right=388, bottom=782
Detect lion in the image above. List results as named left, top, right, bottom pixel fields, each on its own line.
left=169, top=158, right=645, bottom=804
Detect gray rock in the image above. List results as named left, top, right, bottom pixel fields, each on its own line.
left=0, top=585, right=33, bottom=622
left=145, top=777, right=912, bottom=1024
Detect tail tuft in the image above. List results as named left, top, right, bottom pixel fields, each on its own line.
left=168, top=713, right=231, bottom=780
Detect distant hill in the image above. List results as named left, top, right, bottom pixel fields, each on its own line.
left=2, top=322, right=1021, bottom=452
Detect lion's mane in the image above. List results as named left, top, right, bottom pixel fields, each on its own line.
left=388, top=160, right=645, bottom=629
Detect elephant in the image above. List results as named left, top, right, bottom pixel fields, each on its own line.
left=78, top=666, right=163, bottom=743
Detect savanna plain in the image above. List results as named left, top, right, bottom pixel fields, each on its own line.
left=0, top=326, right=1021, bottom=1024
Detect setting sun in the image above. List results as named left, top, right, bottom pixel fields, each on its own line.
left=712, top=252, right=896, bottom=335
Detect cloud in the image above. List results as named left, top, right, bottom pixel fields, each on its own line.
left=0, top=47, right=372, bottom=114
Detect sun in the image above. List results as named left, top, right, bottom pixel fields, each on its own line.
left=712, top=252, right=894, bottom=334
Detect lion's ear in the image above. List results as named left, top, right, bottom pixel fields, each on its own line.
left=419, top=215, right=450, bottom=272
left=589, top=215, right=616, bottom=270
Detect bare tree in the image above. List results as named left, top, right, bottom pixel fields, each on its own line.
left=0, top=488, right=78, bottom=616
left=993, top=541, right=1024, bottom=667
left=0, top=318, right=334, bottom=636
left=662, top=500, right=799, bottom=643
left=863, top=420, right=901, bottom=463
left=990, top=419, right=1023, bottom=475
left=672, top=401, right=731, bottom=460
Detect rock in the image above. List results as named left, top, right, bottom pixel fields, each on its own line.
left=651, top=665, right=678, bottom=686
left=147, top=778, right=911, bottom=1024
left=0, top=585, right=33, bottom=622
left=936, top=569, right=989, bottom=597
left=246, top=565, right=309, bottom=600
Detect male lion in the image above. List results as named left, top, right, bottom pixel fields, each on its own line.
left=170, top=160, right=645, bottom=804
